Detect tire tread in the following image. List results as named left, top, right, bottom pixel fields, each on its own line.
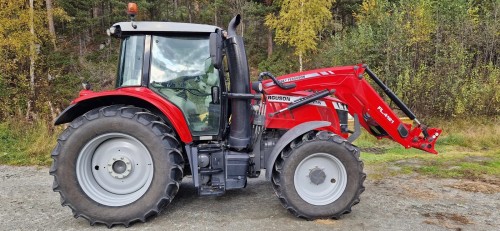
left=271, top=131, right=366, bottom=220
left=50, top=105, right=183, bottom=228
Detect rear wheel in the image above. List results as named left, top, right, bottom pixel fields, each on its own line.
left=50, top=105, right=184, bottom=227
left=271, top=131, right=365, bottom=219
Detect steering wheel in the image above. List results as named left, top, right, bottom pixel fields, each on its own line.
left=151, top=75, right=210, bottom=97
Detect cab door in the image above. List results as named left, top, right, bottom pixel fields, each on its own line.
left=148, top=35, right=224, bottom=140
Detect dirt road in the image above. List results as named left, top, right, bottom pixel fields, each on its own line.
left=0, top=165, right=498, bottom=230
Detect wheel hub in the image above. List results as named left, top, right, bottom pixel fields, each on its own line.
left=309, top=167, right=326, bottom=185
left=108, top=156, right=132, bottom=178
left=294, top=153, right=347, bottom=205
left=77, top=133, right=154, bottom=206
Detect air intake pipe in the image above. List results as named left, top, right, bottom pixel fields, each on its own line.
left=225, top=15, right=251, bottom=150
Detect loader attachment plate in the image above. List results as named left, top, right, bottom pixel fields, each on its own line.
left=408, top=126, right=442, bottom=154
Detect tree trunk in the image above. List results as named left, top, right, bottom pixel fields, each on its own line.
left=214, top=3, right=218, bottom=26
left=241, top=20, right=244, bottom=37
left=188, top=1, right=192, bottom=23
left=299, top=53, right=303, bottom=72
left=48, top=101, right=56, bottom=123
left=236, top=0, right=244, bottom=36
left=299, top=1, right=304, bottom=72
left=27, top=0, right=35, bottom=119
left=193, top=1, right=200, bottom=22
left=267, top=29, right=273, bottom=58
left=45, top=0, right=56, bottom=50
left=79, top=35, right=83, bottom=57
left=265, top=0, right=274, bottom=58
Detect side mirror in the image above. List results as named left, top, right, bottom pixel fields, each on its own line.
left=211, top=86, right=220, bottom=104
left=210, top=32, right=223, bottom=69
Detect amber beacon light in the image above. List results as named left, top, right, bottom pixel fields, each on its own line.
left=127, top=2, right=138, bottom=17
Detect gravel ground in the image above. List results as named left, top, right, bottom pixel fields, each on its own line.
left=0, top=165, right=499, bottom=231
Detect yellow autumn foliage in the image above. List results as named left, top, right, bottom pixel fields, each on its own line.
left=265, top=0, right=334, bottom=59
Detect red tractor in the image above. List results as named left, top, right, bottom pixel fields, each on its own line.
left=50, top=6, right=442, bottom=227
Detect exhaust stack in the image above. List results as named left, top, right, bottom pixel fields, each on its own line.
left=225, top=15, right=251, bottom=150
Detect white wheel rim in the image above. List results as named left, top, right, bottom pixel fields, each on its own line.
left=76, top=133, right=154, bottom=206
left=294, top=153, right=347, bottom=205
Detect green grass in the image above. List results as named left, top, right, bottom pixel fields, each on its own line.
left=356, top=117, right=500, bottom=181
left=0, top=119, right=59, bottom=166
left=362, top=148, right=500, bottom=179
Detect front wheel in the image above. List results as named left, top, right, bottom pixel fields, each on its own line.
left=272, top=131, right=365, bottom=219
left=50, top=105, right=184, bottom=227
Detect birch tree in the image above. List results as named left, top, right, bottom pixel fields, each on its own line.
left=266, top=0, right=334, bottom=71
left=28, top=0, right=35, bottom=119
left=46, top=0, right=57, bottom=49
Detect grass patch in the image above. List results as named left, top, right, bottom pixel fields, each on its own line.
left=358, top=117, right=500, bottom=180
left=360, top=141, right=500, bottom=180
left=0, top=118, right=60, bottom=166
left=434, top=116, right=500, bottom=150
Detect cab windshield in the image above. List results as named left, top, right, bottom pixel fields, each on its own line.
left=149, top=35, right=221, bottom=136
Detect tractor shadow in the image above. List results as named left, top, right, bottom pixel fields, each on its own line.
left=156, top=175, right=288, bottom=220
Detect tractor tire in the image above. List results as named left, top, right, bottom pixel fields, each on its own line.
left=271, top=131, right=365, bottom=219
left=50, top=105, right=184, bottom=227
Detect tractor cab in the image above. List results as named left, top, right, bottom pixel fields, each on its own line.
left=108, top=9, right=252, bottom=149
left=108, top=20, right=227, bottom=139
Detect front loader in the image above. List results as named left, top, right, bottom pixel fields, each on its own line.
left=50, top=5, right=442, bottom=227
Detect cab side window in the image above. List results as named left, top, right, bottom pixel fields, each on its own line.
left=117, top=36, right=145, bottom=87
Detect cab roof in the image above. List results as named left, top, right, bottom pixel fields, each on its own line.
left=112, top=21, right=221, bottom=34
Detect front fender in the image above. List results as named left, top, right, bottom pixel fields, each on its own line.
left=54, top=87, right=193, bottom=143
left=265, top=121, right=331, bottom=180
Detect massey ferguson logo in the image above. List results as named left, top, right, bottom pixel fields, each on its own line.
left=267, top=95, right=291, bottom=101
left=267, top=95, right=327, bottom=107
left=280, top=75, right=305, bottom=83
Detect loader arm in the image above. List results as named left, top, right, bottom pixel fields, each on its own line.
left=262, top=64, right=442, bottom=154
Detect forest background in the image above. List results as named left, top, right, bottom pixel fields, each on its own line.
left=0, top=0, right=498, bottom=165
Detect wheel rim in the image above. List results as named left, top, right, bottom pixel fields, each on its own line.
left=77, top=133, right=154, bottom=206
left=294, top=153, right=347, bottom=206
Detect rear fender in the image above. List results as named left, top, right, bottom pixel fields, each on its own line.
left=54, top=88, right=193, bottom=143
left=265, top=121, right=331, bottom=180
